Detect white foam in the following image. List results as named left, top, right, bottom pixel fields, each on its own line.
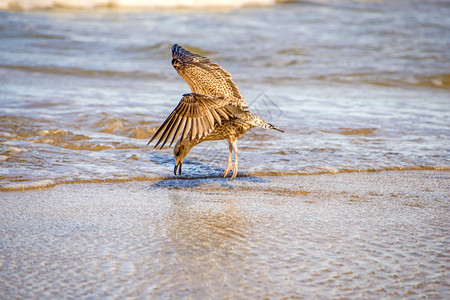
left=37, top=129, right=70, bottom=136
left=0, top=0, right=275, bottom=10
left=1, top=179, right=56, bottom=191
left=0, top=131, right=14, bottom=137
left=7, top=146, right=28, bottom=153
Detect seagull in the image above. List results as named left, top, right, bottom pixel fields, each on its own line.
left=148, top=44, right=283, bottom=180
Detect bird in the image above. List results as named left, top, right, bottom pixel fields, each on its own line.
left=147, top=44, right=284, bottom=180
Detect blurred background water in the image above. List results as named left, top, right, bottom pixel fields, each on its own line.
left=0, top=0, right=449, bottom=189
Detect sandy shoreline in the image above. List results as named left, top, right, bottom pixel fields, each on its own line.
left=1, top=170, right=448, bottom=298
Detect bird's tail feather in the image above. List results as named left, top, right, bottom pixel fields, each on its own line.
left=246, top=112, right=284, bottom=133
left=268, top=123, right=285, bottom=133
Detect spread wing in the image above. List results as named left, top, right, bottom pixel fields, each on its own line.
left=171, top=44, right=246, bottom=106
left=147, top=93, right=242, bottom=149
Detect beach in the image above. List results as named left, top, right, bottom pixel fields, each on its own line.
left=1, top=170, right=448, bottom=298
left=1, top=0, right=449, bottom=188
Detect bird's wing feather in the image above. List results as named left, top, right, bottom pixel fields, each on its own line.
left=147, top=93, right=241, bottom=149
left=172, top=44, right=246, bottom=106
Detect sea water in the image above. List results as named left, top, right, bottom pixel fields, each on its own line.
left=0, top=0, right=449, bottom=189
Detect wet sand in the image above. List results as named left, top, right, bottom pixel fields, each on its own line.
left=1, top=170, right=448, bottom=298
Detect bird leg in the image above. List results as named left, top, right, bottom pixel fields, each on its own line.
left=222, top=140, right=233, bottom=177
left=230, top=140, right=239, bottom=181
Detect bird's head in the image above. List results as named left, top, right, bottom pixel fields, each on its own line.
left=173, top=143, right=191, bottom=176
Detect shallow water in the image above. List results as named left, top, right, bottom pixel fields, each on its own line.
left=1, top=171, right=448, bottom=298
left=1, top=0, right=449, bottom=190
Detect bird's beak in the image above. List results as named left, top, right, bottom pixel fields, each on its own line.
left=174, top=162, right=182, bottom=175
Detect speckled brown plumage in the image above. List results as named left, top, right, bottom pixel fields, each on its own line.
left=171, top=44, right=246, bottom=107
left=148, top=44, right=283, bottom=180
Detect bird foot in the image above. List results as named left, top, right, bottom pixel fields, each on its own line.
left=222, top=167, right=232, bottom=177
left=229, top=169, right=238, bottom=181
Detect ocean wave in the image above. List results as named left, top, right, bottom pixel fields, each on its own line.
left=0, top=114, right=148, bottom=152
left=0, top=64, right=163, bottom=79
left=0, top=179, right=56, bottom=191
left=311, top=73, right=450, bottom=90
left=321, top=128, right=378, bottom=136
left=0, top=0, right=276, bottom=10
left=1, top=167, right=448, bottom=191
left=78, top=113, right=156, bottom=139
